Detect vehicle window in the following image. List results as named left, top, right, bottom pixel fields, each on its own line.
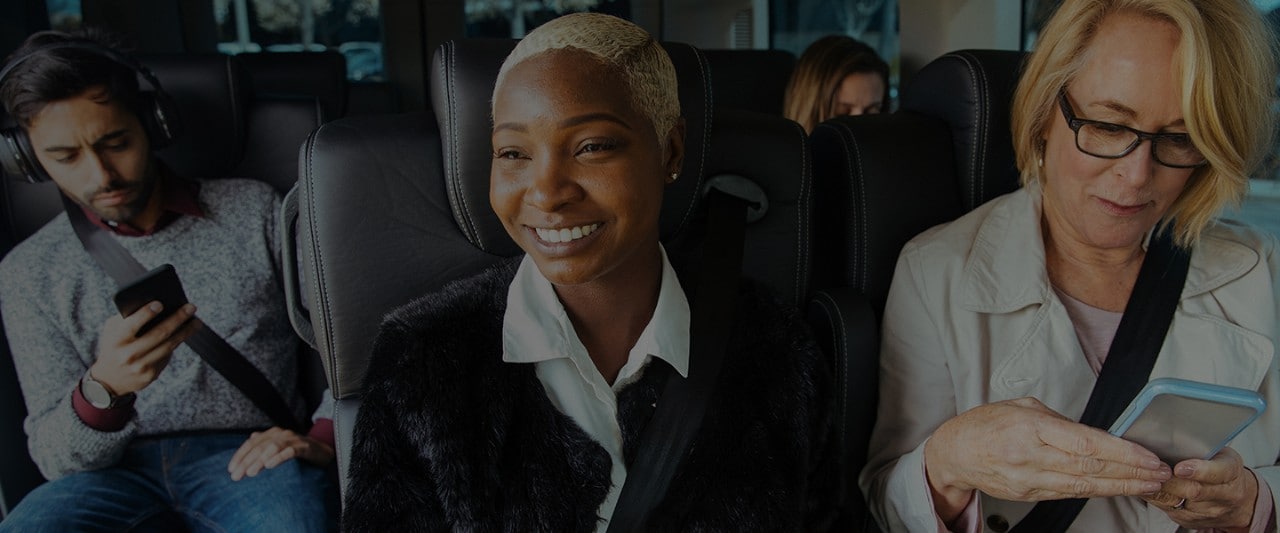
left=46, top=0, right=82, bottom=31
left=465, top=0, right=632, bottom=38
left=43, top=0, right=385, bottom=82
left=1240, top=0, right=1280, bottom=235
left=771, top=0, right=900, bottom=108
left=213, top=0, right=385, bottom=82
left=1219, top=0, right=1279, bottom=234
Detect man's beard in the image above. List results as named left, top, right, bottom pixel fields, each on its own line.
left=82, top=171, right=158, bottom=224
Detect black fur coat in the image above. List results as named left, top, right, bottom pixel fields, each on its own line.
left=343, top=259, right=835, bottom=532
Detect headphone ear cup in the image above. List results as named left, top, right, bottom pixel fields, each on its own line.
left=0, top=126, right=51, bottom=184
left=139, top=89, right=181, bottom=149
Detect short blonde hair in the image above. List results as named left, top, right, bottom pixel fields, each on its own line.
left=1011, top=0, right=1277, bottom=247
left=783, top=35, right=890, bottom=133
left=491, top=12, right=680, bottom=142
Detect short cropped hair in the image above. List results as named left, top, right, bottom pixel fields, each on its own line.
left=783, top=35, right=891, bottom=133
left=1011, top=0, right=1278, bottom=247
left=0, top=28, right=142, bottom=129
left=492, top=12, right=681, bottom=143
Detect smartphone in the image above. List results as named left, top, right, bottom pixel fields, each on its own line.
left=1108, top=378, right=1266, bottom=465
left=112, top=264, right=190, bottom=337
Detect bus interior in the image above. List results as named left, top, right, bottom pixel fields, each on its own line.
left=0, top=0, right=1277, bottom=530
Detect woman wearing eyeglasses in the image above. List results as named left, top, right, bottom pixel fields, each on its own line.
left=861, top=0, right=1279, bottom=531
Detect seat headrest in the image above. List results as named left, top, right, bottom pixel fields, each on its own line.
left=239, top=51, right=348, bottom=119
left=428, top=38, right=712, bottom=257
left=900, top=49, right=1025, bottom=211
left=702, top=49, right=795, bottom=114
left=142, top=53, right=253, bottom=180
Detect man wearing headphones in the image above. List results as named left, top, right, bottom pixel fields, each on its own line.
left=0, top=29, right=331, bottom=531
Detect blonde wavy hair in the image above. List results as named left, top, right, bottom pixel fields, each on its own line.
left=491, top=12, right=680, bottom=143
left=783, top=35, right=890, bottom=133
left=1011, top=0, right=1278, bottom=247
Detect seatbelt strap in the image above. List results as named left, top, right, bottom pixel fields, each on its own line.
left=605, top=189, right=752, bottom=532
left=62, top=194, right=302, bottom=432
left=1011, top=227, right=1191, bottom=533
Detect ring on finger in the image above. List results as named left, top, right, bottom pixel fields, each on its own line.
left=1172, top=498, right=1187, bottom=510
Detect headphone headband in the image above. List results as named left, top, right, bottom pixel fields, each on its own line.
left=0, top=39, right=166, bottom=96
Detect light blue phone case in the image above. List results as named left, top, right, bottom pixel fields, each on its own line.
left=1108, top=378, right=1266, bottom=465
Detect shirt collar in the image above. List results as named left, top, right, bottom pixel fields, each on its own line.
left=82, top=166, right=205, bottom=237
left=502, top=245, right=691, bottom=379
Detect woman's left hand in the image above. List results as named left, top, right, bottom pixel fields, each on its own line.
left=1145, top=447, right=1259, bottom=532
left=227, top=426, right=336, bottom=481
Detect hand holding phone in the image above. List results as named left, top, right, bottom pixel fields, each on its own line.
left=113, top=264, right=190, bottom=336
left=89, top=264, right=200, bottom=396
left=1109, top=378, right=1266, bottom=466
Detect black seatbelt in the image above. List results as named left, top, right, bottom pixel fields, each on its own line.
left=605, top=188, right=753, bottom=532
left=62, top=194, right=301, bottom=432
left=1011, top=227, right=1191, bottom=533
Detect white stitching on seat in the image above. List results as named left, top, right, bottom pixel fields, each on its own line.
left=970, top=52, right=991, bottom=210
left=831, top=122, right=866, bottom=292
left=813, top=291, right=850, bottom=453
left=445, top=43, right=483, bottom=249
left=674, top=44, right=710, bottom=233
left=954, top=52, right=990, bottom=211
left=301, top=123, right=341, bottom=392
left=788, top=119, right=811, bottom=303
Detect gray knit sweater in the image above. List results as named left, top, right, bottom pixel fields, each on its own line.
left=0, top=179, right=302, bottom=480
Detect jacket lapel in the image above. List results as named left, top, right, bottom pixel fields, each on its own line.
left=961, top=188, right=1270, bottom=420
left=960, top=188, right=1097, bottom=415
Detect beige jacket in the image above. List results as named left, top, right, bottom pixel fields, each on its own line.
left=860, top=186, right=1280, bottom=532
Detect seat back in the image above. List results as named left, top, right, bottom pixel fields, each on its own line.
left=899, top=50, right=1024, bottom=212
left=807, top=49, right=1026, bottom=532
left=811, top=49, right=1025, bottom=315
left=702, top=49, right=796, bottom=115
left=290, top=38, right=815, bottom=501
left=0, top=52, right=325, bottom=516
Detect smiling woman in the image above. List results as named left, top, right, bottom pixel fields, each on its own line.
left=488, top=46, right=679, bottom=319
left=341, top=12, right=837, bottom=532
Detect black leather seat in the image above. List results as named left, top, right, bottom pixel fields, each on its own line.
left=811, top=49, right=1025, bottom=315
left=0, top=52, right=326, bottom=517
left=806, top=49, right=1026, bottom=532
left=238, top=51, right=348, bottom=120
left=285, top=38, right=819, bottom=509
left=702, top=48, right=797, bottom=115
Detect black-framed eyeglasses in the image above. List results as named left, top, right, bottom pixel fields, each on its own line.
left=1057, top=90, right=1207, bottom=169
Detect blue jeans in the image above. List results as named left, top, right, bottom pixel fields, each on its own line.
left=0, top=431, right=330, bottom=532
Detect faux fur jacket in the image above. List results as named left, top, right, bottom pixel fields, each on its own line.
left=343, top=258, right=836, bottom=532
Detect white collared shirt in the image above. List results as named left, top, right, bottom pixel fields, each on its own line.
left=502, top=245, right=691, bottom=532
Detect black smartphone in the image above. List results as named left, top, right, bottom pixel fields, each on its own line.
left=112, top=264, right=190, bottom=337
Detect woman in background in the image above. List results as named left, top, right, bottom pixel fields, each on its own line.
left=783, top=35, right=890, bottom=132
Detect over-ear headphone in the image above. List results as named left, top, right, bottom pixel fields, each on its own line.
left=0, top=39, right=182, bottom=184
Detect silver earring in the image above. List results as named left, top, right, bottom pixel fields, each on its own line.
left=669, top=172, right=679, bottom=182
left=1038, top=157, right=1044, bottom=168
